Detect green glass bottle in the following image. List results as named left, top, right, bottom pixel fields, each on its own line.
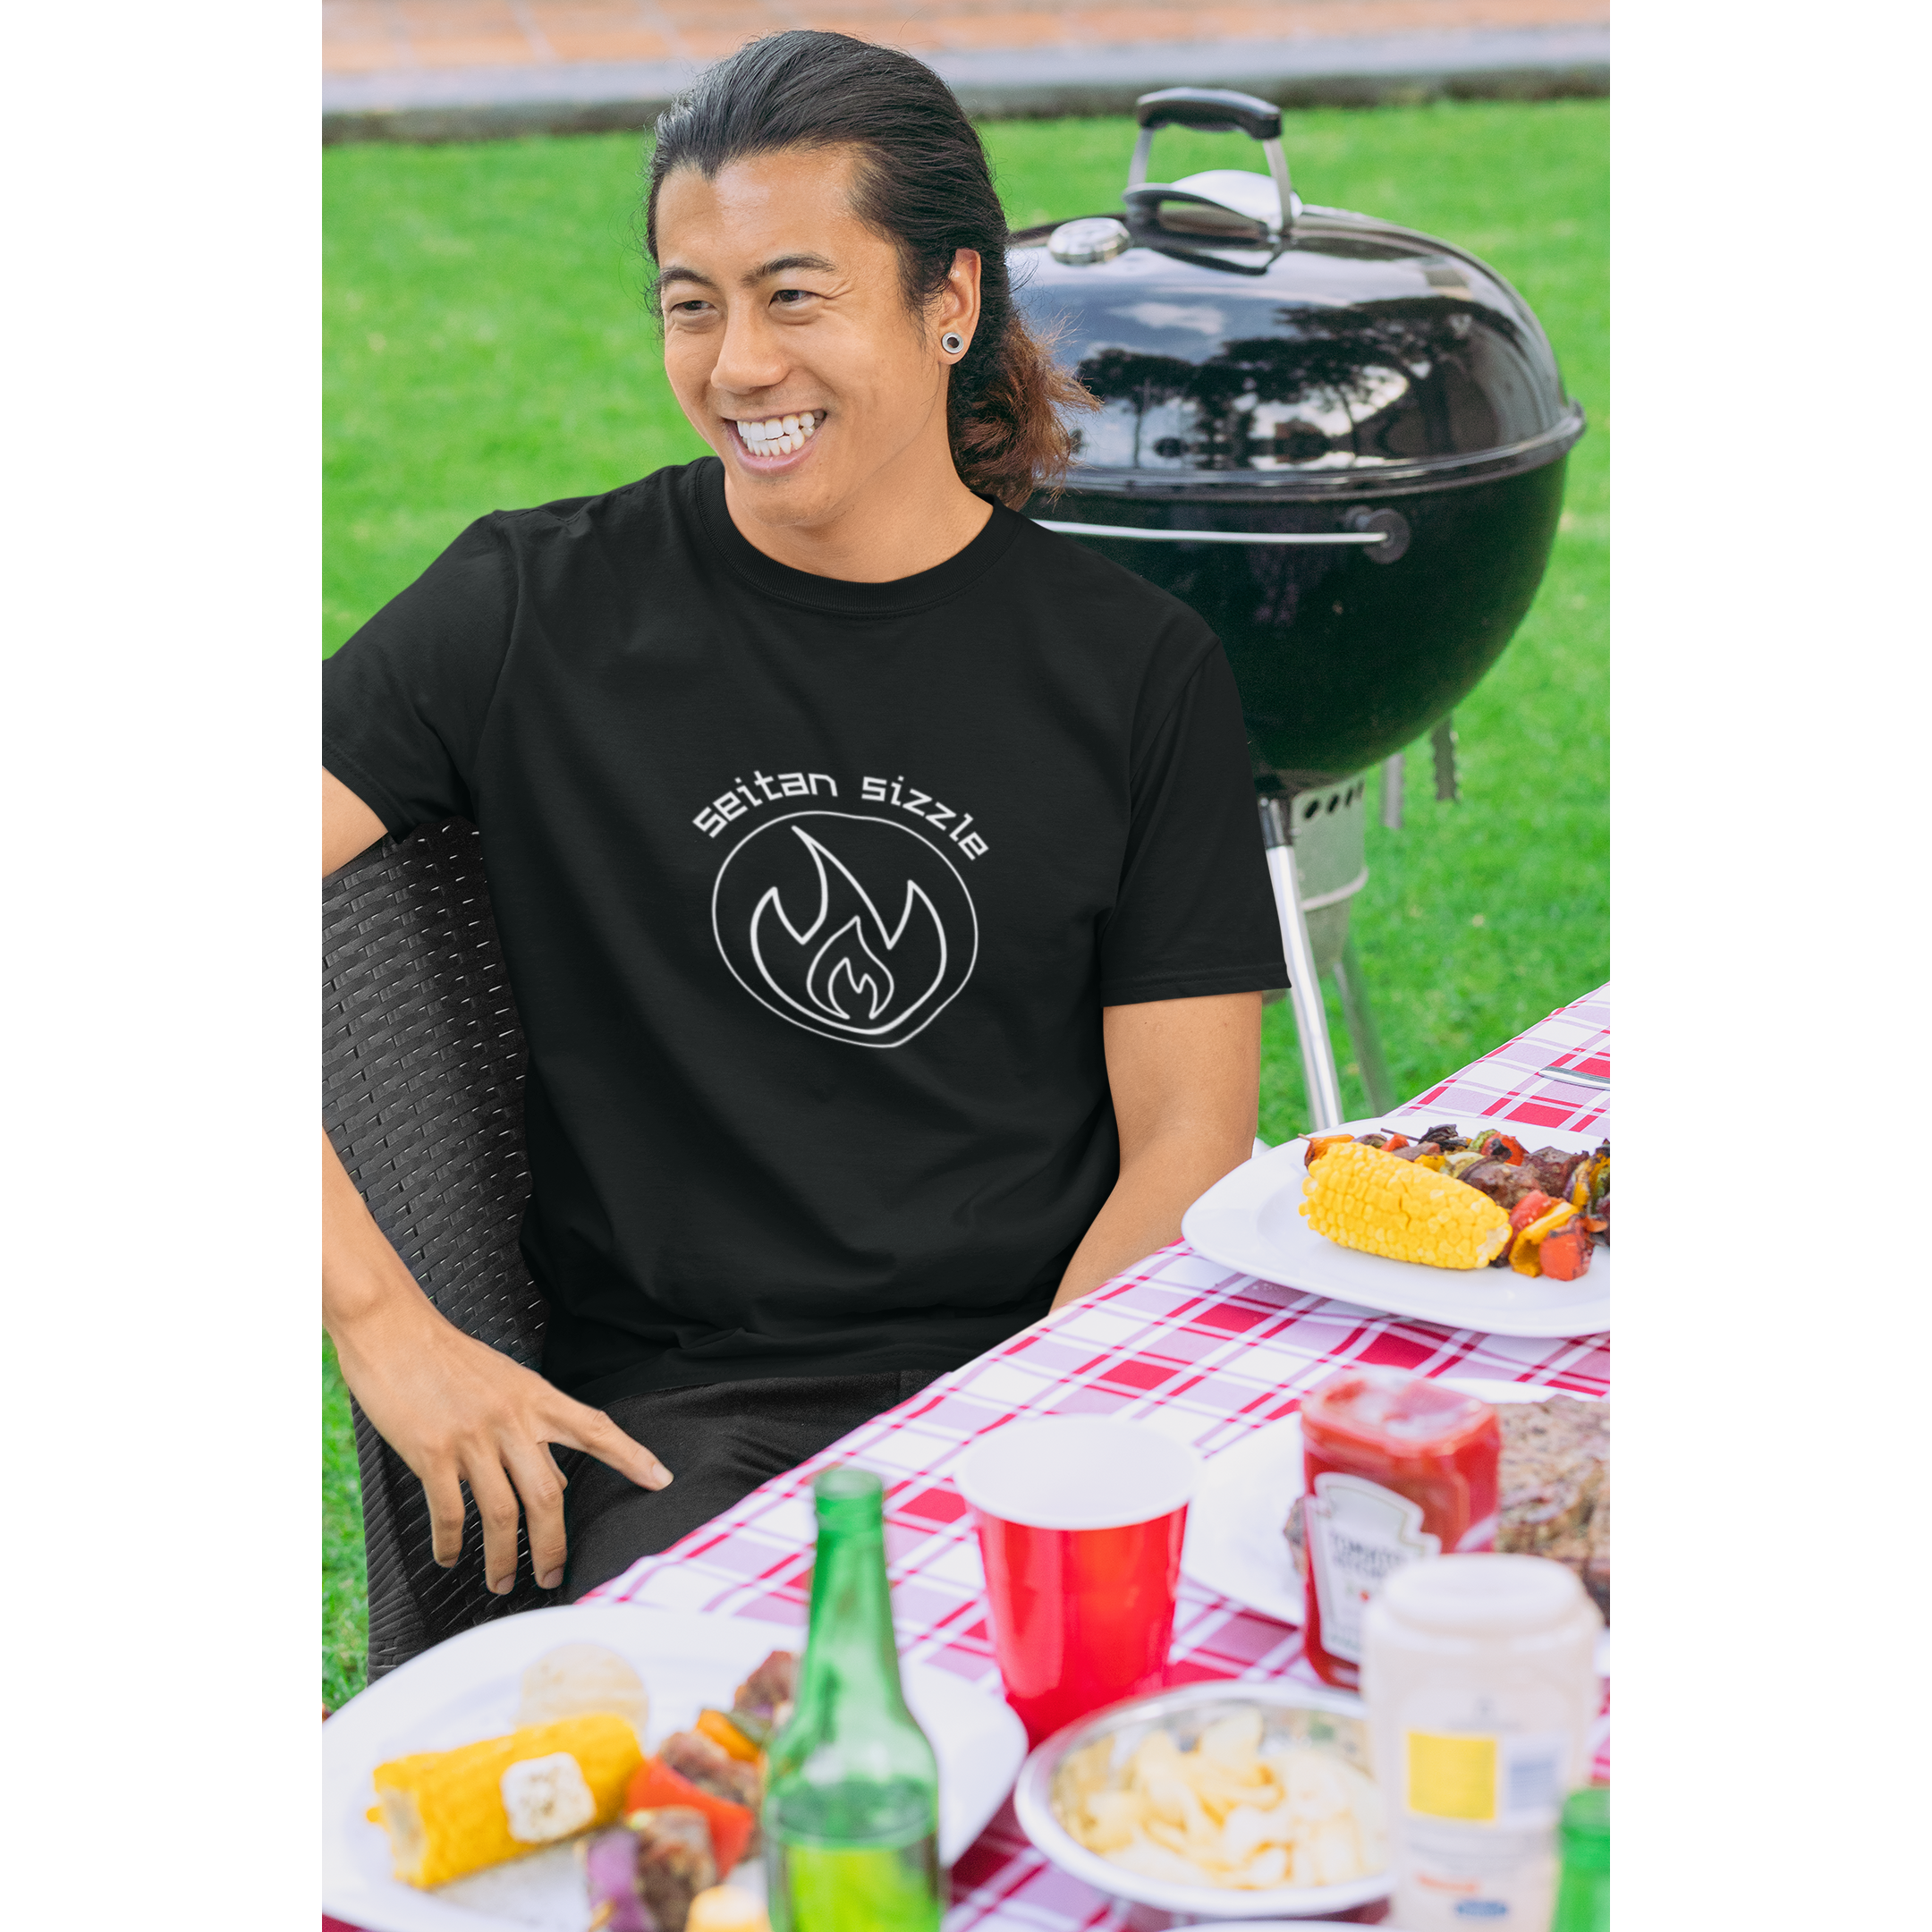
left=764, top=1466, right=943, bottom=1932
left=1550, top=1785, right=1609, bottom=1932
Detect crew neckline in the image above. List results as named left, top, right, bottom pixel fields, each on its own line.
left=691, top=455, right=1024, bottom=618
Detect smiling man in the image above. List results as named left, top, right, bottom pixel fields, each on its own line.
left=321, top=32, right=1288, bottom=1605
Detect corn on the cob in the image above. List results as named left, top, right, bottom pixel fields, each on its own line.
left=370, top=1713, right=642, bottom=1888
left=1301, top=1139, right=1510, bottom=1268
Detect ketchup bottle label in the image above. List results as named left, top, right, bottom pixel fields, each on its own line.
left=1305, top=1472, right=1441, bottom=1664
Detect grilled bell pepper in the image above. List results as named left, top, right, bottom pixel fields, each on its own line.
left=625, top=1757, right=755, bottom=1875
left=694, top=1708, right=762, bottom=1764
left=1510, top=1199, right=1582, bottom=1277
left=1538, top=1218, right=1594, bottom=1280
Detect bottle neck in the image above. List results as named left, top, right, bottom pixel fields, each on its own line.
left=767, top=1470, right=938, bottom=1854
left=797, top=1492, right=909, bottom=1719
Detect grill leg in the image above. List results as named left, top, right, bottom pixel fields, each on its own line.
left=1259, top=800, right=1345, bottom=1132
left=1431, top=716, right=1461, bottom=804
left=1335, top=932, right=1395, bottom=1115
left=1380, top=750, right=1404, bottom=831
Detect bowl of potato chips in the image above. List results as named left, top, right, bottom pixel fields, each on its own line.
left=1012, top=1683, right=1391, bottom=1919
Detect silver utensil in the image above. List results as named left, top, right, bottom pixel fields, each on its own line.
left=1538, top=1062, right=1610, bottom=1089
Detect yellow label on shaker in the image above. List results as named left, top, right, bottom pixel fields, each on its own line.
left=1405, top=1732, right=1497, bottom=1821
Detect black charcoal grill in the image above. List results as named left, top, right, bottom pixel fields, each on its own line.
left=1011, top=89, right=1585, bottom=1125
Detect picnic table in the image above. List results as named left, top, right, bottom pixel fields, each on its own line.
left=328, top=983, right=1610, bottom=1931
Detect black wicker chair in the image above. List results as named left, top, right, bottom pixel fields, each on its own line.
left=324, top=818, right=577, bottom=1679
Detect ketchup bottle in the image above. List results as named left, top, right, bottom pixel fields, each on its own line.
left=1298, top=1368, right=1499, bottom=1689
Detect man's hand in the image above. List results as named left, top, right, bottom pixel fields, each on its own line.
left=1049, top=991, right=1262, bottom=1313
left=324, top=768, right=669, bottom=1594
left=325, top=1126, right=673, bottom=1592
left=326, top=1248, right=672, bottom=1594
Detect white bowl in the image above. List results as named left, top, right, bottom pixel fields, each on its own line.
left=1012, top=1682, right=1394, bottom=1921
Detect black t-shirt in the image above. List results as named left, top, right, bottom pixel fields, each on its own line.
left=324, top=457, right=1286, bottom=1404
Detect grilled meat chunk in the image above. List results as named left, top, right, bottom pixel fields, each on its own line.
left=628, top=1807, right=716, bottom=1932
left=1523, top=1146, right=1584, bottom=1200
left=1462, top=1160, right=1545, bottom=1222
left=1462, top=1159, right=1521, bottom=1202
left=730, top=1648, right=798, bottom=1743
left=1495, top=1395, right=1610, bottom=1618
left=658, top=1728, right=762, bottom=1815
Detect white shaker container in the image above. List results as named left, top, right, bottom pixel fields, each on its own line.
left=1362, top=1554, right=1602, bottom=1930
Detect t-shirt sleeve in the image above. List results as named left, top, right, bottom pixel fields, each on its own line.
left=1098, top=641, right=1289, bottom=1004
left=321, top=516, right=515, bottom=836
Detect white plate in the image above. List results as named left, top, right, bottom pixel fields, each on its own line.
left=1182, top=1380, right=1605, bottom=1629
left=1182, top=1115, right=1611, bottom=1337
left=322, top=1603, right=1027, bottom=1932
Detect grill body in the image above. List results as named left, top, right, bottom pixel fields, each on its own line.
left=1036, top=462, right=1567, bottom=783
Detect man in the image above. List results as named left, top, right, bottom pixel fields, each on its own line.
left=323, top=31, right=1286, bottom=1604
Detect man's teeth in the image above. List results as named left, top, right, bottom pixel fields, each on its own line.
left=733, top=411, right=818, bottom=456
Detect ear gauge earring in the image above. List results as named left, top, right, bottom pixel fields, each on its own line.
left=941, top=331, right=964, bottom=355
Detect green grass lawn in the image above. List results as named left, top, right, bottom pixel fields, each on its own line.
left=323, top=98, right=1607, bottom=1702
left=323, top=1335, right=369, bottom=1712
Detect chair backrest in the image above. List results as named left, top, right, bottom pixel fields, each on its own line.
left=323, top=818, right=565, bottom=1678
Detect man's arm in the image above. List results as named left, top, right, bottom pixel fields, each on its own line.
left=324, top=766, right=388, bottom=877
left=322, top=770, right=670, bottom=1595
left=1049, top=990, right=1262, bottom=1313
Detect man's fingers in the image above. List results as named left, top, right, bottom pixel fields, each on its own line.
left=424, top=1464, right=468, bottom=1569
left=506, top=1442, right=570, bottom=1594
left=467, top=1456, right=526, bottom=1595
left=549, top=1402, right=673, bottom=1492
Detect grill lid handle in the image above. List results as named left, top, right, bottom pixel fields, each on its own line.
left=1133, top=87, right=1282, bottom=140
left=1128, top=88, right=1293, bottom=242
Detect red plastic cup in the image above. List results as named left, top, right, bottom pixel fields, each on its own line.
left=955, top=1417, right=1200, bottom=1744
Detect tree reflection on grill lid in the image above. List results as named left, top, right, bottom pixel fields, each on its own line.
left=1014, top=206, right=1580, bottom=496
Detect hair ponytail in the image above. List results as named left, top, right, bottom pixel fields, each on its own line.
left=645, top=30, right=1095, bottom=509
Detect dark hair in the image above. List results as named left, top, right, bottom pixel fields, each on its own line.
left=645, top=31, right=1093, bottom=509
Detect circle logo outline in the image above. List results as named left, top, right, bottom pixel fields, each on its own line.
left=709, top=809, right=979, bottom=1049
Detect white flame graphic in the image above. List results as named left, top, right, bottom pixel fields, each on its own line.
left=749, top=828, right=948, bottom=1036
left=809, top=916, right=894, bottom=1020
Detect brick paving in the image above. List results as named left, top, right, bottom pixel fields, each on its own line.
left=324, top=0, right=1607, bottom=77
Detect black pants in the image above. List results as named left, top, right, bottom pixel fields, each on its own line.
left=562, top=1369, right=936, bottom=1600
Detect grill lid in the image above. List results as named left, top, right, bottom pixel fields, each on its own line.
left=1012, top=89, right=1584, bottom=499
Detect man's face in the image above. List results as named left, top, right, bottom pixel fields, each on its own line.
left=655, top=146, right=969, bottom=531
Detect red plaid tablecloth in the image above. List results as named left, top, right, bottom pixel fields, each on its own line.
left=573, top=983, right=1614, bottom=1929
left=326, top=990, right=1610, bottom=1932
